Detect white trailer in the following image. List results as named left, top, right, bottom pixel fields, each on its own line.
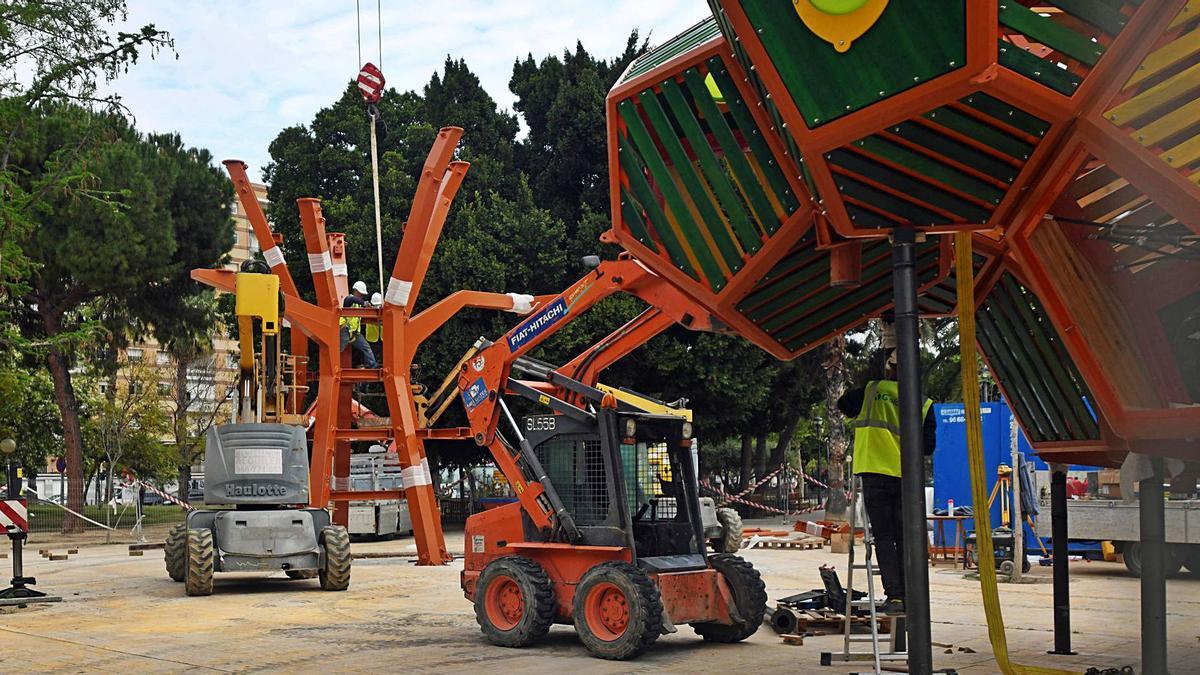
left=1035, top=497, right=1200, bottom=576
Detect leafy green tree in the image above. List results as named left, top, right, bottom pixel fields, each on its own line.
left=0, top=358, right=61, bottom=486
left=9, top=108, right=232, bottom=526
left=510, top=34, right=645, bottom=232
left=1, top=0, right=173, bottom=306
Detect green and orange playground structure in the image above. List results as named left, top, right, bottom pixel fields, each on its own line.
left=601, top=1, right=1198, bottom=671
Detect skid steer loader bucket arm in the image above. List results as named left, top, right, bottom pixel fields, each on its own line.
left=457, top=256, right=714, bottom=541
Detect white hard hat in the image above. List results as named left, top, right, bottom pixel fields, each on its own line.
left=370, top=292, right=382, bottom=306
left=352, top=280, right=368, bottom=294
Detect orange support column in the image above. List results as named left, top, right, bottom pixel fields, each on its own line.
left=378, top=127, right=468, bottom=566
left=296, top=199, right=345, bottom=514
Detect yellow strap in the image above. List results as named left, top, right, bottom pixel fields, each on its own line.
left=955, top=232, right=1077, bottom=675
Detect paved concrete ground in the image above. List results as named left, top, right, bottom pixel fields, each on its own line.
left=3, top=525, right=1198, bottom=674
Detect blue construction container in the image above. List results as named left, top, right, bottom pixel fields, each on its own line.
left=932, top=399, right=1097, bottom=547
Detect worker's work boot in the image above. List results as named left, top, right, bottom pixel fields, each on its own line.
left=882, top=597, right=905, bottom=616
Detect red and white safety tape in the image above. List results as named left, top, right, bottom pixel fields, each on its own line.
left=700, top=480, right=822, bottom=516
left=123, top=476, right=194, bottom=511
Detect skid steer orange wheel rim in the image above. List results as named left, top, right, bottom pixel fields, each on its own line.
left=485, top=576, right=525, bottom=631
left=584, top=582, right=630, bottom=641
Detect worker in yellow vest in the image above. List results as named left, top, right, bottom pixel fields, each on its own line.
left=837, top=348, right=935, bottom=616
left=339, top=280, right=379, bottom=368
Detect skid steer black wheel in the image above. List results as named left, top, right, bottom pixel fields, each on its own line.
left=573, top=561, right=663, bottom=660
left=474, top=556, right=556, bottom=648
left=165, top=523, right=187, bottom=582
left=185, top=528, right=214, bottom=596
left=285, top=569, right=319, bottom=580
left=691, top=554, right=766, bottom=642
left=319, top=526, right=352, bottom=591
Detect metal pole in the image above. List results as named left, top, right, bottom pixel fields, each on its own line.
left=891, top=227, right=932, bottom=673
left=1048, top=465, right=1076, bottom=655
left=6, top=459, right=20, bottom=581
left=1139, top=456, right=1167, bottom=673
left=1010, top=416, right=1023, bottom=581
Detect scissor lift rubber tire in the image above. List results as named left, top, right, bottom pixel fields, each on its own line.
left=165, top=523, right=187, bottom=582
left=185, top=528, right=215, bottom=596
left=319, top=526, right=352, bottom=591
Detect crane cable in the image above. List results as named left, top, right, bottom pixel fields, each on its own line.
left=356, top=0, right=386, bottom=296
left=955, top=231, right=1075, bottom=675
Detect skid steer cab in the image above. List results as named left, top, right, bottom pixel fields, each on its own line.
left=460, top=357, right=766, bottom=660
left=164, top=424, right=351, bottom=595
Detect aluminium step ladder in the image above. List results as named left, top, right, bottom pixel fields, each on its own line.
left=821, top=474, right=906, bottom=673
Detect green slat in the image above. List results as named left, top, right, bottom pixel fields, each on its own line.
left=660, top=78, right=762, bottom=256
left=998, top=41, right=1083, bottom=95
left=960, top=92, right=1051, bottom=138
left=619, top=100, right=726, bottom=291
left=704, top=59, right=800, bottom=216
left=829, top=149, right=993, bottom=222
left=999, top=1, right=1106, bottom=66
left=771, top=249, right=896, bottom=339
left=846, top=204, right=901, bottom=229
left=892, top=122, right=1018, bottom=183
left=618, top=133, right=696, bottom=280
left=786, top=255, right=941, bottom=349
left=637, top=89, right=743, bottom=276
left=738, top=249, right=822, bottom=310
left=1045, top=0, right=1128, bottom=36
left=622, top=17, right=721, bottom=83
left=748, top=244, right=809, bottom=286
left=1019, top=278, right=1100, bottom=438
left=998, top=275, right=1098, bottom=438
left=924, top=107, right=1035, bottom=161
left=745, top=258, right=833, bottom=324
left=988, top=288, right=1072, bottom=439
left=854, top=136, right=1006, bottom=204
left=976, top=312, right=1055, bottom=441
left=619, top=186, right=658, bottom=254
left=682, top=67, right=783, bottom=235
left=787, top=282, right=892, bottom=349
left=741, top=0, right=966, bottom=127
left=836, top=175, right=945, bottom=225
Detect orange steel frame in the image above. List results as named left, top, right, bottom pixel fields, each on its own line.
left=195, top=127, right=546, bottom=565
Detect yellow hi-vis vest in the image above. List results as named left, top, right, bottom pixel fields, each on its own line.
left=339, top=314, right=361, bottom=335
left=851, top=380, right=933, bottom=478
left=364, top=321, right=381, bottom=343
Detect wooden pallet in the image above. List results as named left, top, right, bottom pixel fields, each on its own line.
left=748, top=536, right=824, bottom=550
left=129, top=542, right=165, bottom=551
left=790, top=609, right=891, bottom=634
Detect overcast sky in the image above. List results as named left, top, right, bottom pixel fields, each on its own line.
left=111, top=1, right=704, bottom=182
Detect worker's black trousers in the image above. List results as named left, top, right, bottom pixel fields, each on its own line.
left=860, top=472, right=905, bottom=600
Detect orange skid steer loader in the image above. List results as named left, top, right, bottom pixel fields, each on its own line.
left=456, top=259, right=767, bottom=659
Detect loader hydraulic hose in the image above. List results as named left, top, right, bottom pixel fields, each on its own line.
left=498, top=398, right=582, bottom=543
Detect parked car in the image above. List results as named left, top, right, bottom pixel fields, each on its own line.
left=141, top=490, right=167, bottom=506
